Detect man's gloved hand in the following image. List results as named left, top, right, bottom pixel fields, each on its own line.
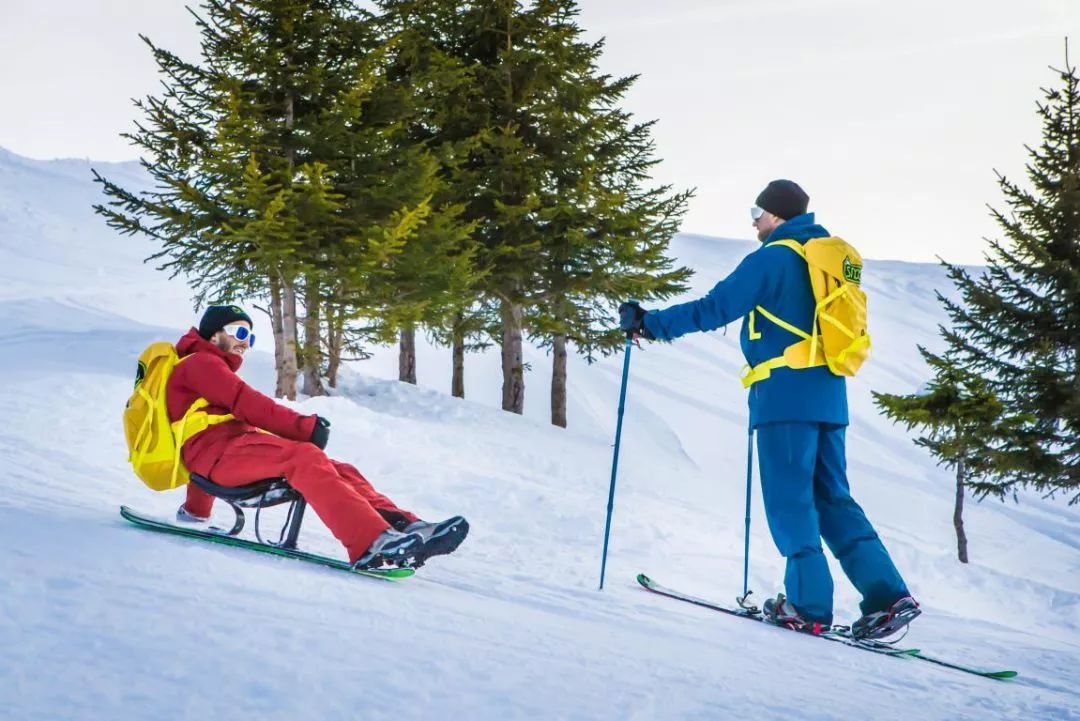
left=618, top=301, right=654, bottom=340
left=309, top=415, right=331, bottom=450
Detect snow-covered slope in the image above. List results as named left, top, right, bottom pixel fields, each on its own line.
left=0, top=148, right=1076, bottom=721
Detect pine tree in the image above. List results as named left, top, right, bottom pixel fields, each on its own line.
left=366, top=6, right=486, bottom=386
left=458, top=0, right=553, bottom=414
left=93, top=0, right=446, bottom=396
left=359, top=0, right=488, bottom=389
left=377, top=0, right=691, bottom=418
left=375, top=0, right=541, bottom=413
left=873, top=350, right=1027, bottom=562
left=521, top=0, right=691, bottom=427
left=92, top=3, right=301, bottom=396
left=937, top=49, right=1080, bottom=504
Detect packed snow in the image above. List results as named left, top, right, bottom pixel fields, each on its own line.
left=0, top=148, right=1076, bottom=721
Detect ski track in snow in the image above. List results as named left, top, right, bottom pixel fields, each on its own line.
left=0, top=149, right=1078, bottom=720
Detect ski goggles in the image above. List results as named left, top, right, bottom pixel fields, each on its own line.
left=222, top=323, right=255, bottom=347
left=750, top=206, right=766, bottom=221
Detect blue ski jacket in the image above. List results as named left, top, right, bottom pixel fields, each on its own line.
left=642, top=213, right=848, bottom=427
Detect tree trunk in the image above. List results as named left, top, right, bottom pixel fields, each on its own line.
left=954, top=460, right=969, bottom=564
left=551, top=332, right=567, bottom=428
left=279, top=275, right=299, bottom=401
left=301, top=277, right=326, bottom=397
left=452, top=315, right=465, bottom=399
left=500, top=298, right=524, bottom=414
left=399, top=325, right=417, bottom=384
left=326, top=305, right=344, bottom=389
left=269, top=273, right=286, bottom=398
left=284, top=93, right=295, bottom=165
left=278, top=92, right=299, bottom=400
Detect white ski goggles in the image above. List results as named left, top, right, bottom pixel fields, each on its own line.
left=750, top=206, right=766, bottom=221
left=222, top=323, right=255, bottom=347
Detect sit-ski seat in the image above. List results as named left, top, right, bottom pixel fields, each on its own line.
left=188, top=473, right=308, bottom=549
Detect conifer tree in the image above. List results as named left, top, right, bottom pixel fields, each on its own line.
left=369, top=80, right=481, bottom=387
left=522, top=0, right=691, bottom=427
left=372, top=0, right=490, bottom=387
left=454, top=0, right=551, bottom=414
left=375, top=0, right=540, bottom=412
left=377, top=0, right=691, bottom=418
left=874, top=350, right=1027, bottom=562
left=937, top=50, right=1080, bottom=504
left=94, top=0, right=449, bottom=396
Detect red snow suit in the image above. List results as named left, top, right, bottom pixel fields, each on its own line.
left=166, top=328, right=418, bottom=562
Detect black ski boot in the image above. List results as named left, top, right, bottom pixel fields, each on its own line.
left=851, top=596, right=921, bottom=640
left=762, top=593, right=827, bottom=635
left=353, top=529, right=426, bottom=570
left=402, top=516, right=469, bottom=564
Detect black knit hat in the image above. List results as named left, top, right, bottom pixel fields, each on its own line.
left=755, top=180, right=809, bottom=220
left=198, top=304, right=253, bottom=339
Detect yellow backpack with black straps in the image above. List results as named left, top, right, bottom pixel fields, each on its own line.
left=740, top=237, right=871, bottom=388
left=123, top=342, right=234, bottom=490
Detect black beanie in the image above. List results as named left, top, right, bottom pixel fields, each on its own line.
left=755, top=180, right=809, bottom=220
left=198, top=304, right=253, bottom=339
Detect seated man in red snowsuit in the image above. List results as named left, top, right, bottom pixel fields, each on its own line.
left=168, top=304, right=468, bottom=569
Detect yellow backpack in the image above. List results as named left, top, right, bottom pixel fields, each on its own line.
left=123, top=342, right=234, bottom=490
left=740, top=237, right=871, bottom=388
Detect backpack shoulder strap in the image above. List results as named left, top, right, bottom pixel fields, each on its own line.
left=765, top=238, right=807, bottom=259
left=754, top=239, right=811, bottom=337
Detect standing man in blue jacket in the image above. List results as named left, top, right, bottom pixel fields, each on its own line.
left=620, top=180, right=919, bottom=639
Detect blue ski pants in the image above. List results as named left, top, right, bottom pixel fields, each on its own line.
left=756, top=421, right=909, bottom=624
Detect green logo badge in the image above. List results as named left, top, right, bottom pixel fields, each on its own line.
left=134, top=361, right=146, bottom=389
left=843, top=257, right=862, bottom=284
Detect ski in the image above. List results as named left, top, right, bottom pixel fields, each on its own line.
left=889, top=649, right=1016, bottom=680
left=823, top=630, right=1015, bottom=677
left=637, top=573, right=916, bottom=658
left=120, top=506, right=414, bottom=581
left=637, top=574, right=1017, bottom=680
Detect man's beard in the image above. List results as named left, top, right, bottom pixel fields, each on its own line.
left=214, top=337, right=237, bottom=355
left=756, top=226, right=771, bottom=242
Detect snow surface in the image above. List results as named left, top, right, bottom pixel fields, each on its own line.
left=0, top=148, right=1077, bottom=721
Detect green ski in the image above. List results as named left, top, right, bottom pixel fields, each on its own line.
left=120, top=506, right=413, bottom=580
left=904, top=651, right=1018, bottom=680
left=637, top=573, right=1017, bottom=680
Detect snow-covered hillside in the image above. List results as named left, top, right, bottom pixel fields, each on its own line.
left=1, top=148, right=1076, bottom=721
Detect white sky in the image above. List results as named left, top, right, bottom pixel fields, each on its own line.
left=3, top=0, right=1078, bottom=263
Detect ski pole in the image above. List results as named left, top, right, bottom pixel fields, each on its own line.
left=737, top=425, right=758, bottom=612
left=599, top=332, right=634, bottom=591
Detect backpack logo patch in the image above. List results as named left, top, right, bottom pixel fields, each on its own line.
left=843, top=257, right=862, bottom=284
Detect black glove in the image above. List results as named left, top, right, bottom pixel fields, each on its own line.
left=309, top=415, right=331, bottom=450
left=618, top=301, right=654, bottom=340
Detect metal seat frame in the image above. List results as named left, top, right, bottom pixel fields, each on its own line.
left=188, top=473, right=308, bottom=549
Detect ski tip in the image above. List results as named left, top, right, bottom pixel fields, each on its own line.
left=986, top=670, right=1019, bottom=679
left=636, top=573, right=654, bottom=587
